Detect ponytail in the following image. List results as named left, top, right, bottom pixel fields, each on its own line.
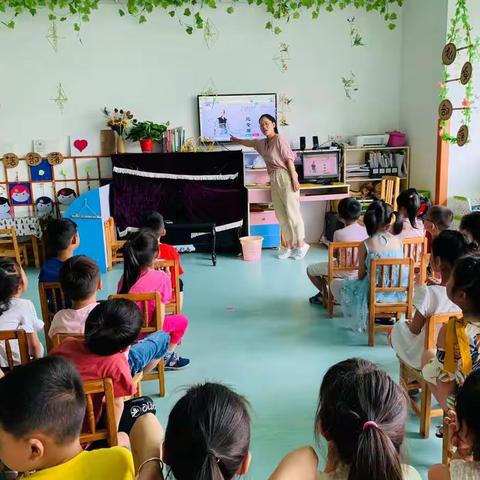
left=395, top=188, right=421, bottom=233
left=119, top=230, right=159, bottom=294
left=364, top=200, right=393, bottom=237
left=0, top=257, right=21, bottom=316
left=392, top=211, right=404, bottom=236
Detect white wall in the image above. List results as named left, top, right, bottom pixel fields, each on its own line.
left=399, top=0, right=448, bottom=195
left=447, top=0, right=480, bottom=200
left=0, top=4, right=404, bottom=154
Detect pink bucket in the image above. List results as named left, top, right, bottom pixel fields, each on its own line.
left=387, top=131, right=406, bottom=147
left=240, top=236, right=263, bottom=261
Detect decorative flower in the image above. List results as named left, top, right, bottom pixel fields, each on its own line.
left=438, top=82, right=445, bottom=89
left=462, top=98, right=471, bottom=108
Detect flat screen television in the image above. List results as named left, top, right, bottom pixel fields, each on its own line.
left=197, top=93, right=277, bottom=142
left=302, top=151, right=340, bottom=184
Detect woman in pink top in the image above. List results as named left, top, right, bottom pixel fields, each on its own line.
left=391, top=188, right=426, bottom=240
left=118, top=230, right=190, bottom=370
left=231, top=114, right=308, bottom=260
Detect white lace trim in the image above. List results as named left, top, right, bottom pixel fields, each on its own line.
left=113, top=166, right=239, bottom=181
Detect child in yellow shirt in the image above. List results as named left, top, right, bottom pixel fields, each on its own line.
left=0, top=356, right=134, bottom=480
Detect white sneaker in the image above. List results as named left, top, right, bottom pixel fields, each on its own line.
left=277, top=248, right=292, bottom=260
left=292, top=244, right=310, bottom=260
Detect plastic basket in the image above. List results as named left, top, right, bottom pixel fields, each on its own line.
left=240, top=236, right=264, bottom=261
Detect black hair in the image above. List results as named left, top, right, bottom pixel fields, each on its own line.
left=316, top=358, right=407, bottom=480
left=59, top=255, right=100, bottom=301
left=0, top=197, right=10, bottom=206
left=393, top=188, right=421, bottom=235
left=0, top=356, right=85, bottom=442
left=450, top=255, right=480, bottom=315
left=84, top=299, right=143, bottom=356
left=338, top=197, right=362, bottom=222
left=258, top=114, right=279, bottom=134
left=0, top=257, right=21, bottom=316
left=364, top=200, right=394, bottom=237
left=460, top=212, right=480, bottom=248
left=431, top=230, right=473, bottom=269
left=456, top=368, right=480, bottom=460
left=45, top=218, right=78, bottom=258
left=119, top=230, right=159, bottom=294
left=425, top=205, right=453, bottom=232
left=164, top=383, right=251, bottom=480
left=140, top=212, right=165, bottom=238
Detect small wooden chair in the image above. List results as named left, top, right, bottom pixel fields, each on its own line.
left=403, top=236, right=428, bottom=285
left=38, top=282, right=67, bottom=352
left=0, top=228, right=28, bottom=267
left=0, top=330, right=30, bottom=369
left=51, top=332, right=85, bottom=348
left=380, top=176, right=401, bottom=211
left=325, top=241, right=362, bottom=318
left=81, top=378, right=118, bottom=447
left=368, top=257, right=414, bottom=347
left=399, top=312, right=463, bottom=438
left=104, top=218, right=125, bottom=271
left=109, top=292, right=166, bottom=397
left=153, top=259, right=181, bottom=314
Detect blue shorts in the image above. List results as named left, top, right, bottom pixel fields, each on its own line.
left=128, top=331, right=170, bottom=375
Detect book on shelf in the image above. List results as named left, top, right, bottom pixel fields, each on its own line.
left=161, top=126, right=186, bottom=153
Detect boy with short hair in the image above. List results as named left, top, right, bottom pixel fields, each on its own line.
left=306, top=197, right=368, bottom=304
left=51, top=299, right=169, bottom=424
left=39, top=218, right=80, bottom=283
left=0, top=356, right=134, bottom=479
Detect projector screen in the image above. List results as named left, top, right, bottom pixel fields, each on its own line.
left=198, top=93, right=277, bottom=142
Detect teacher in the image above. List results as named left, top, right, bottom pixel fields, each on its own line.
left=231, top=114, right=309, bottom=260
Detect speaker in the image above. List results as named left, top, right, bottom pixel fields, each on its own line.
left=312, top=136, right=319, bottom=149
left=299, top=136, right=306, bottom=150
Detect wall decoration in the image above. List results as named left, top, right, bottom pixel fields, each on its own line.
left=273, top=43, right=290, bottom=73
left=0, top=198, right=12, bottom=219
left=51, top=83, right=68, bottom=113
left=32, top=138, right=67, bottom=155
left=438, top=0, right=480, bottom=145
left=70, top=136, right=94, bottom=156
left=203, top=18, right=219, bottom=49
left=35, top=196, right=54, bottom=218
left=278, top=95, right=293, bottom=127
left=9, top=183, right=31, bottom=205
left=2, top=153, right=19, bottom=169
left=25, top=152, right=42, bottom=167
left=47, top=152, right=64, bottom=166
left=57, top=187, right=77, bottom=205
left=30, top=159, right=53, bottom=181
left=46, top=21, right=64, bottom=52
left=342, top=72, right=359, bottom=100
left=347, top=17, right=365, bottom=47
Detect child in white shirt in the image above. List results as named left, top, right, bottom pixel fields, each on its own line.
left=0, top=257, right=43, bottom=366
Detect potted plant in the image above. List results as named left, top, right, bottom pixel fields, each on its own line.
left=126, top=120, right=169, bottom=152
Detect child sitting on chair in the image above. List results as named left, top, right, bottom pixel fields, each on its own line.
left=391, top=189, right=426, bottom=240
left=0, top=257, right=43, bottom=366
left=51, top=299, right=168, bottom=426
left=118, top=230, right=190, bottom=370
left=307, top=197, right=367, bottom=305
left=422, top=255, right=480, bottom=412
left=460, top=212, right=480, bottom=251
left=39, top=218, right=80, bottom=283
left=0, top=356, right=135, bottom=479
left=390, top=230, right=468, bottom=370
left=429, top=368, right=480, bottom=480
left=140, top=211, right=185, bottom=307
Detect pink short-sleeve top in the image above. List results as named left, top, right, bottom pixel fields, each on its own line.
left=253, top=135, right=296, bottom=174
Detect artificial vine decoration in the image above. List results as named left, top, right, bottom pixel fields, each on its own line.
left=439, top=0, right=480, bottom=144
left=0, top=0, right=403, bottom=35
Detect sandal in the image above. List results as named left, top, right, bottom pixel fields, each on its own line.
left=309, top=293, right=323, bottom=305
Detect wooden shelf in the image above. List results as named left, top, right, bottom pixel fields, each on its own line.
left=346, top=176, right=409, bottom=183
left=344, top=146, right=410, bottom=152
left=246, top=183, right=348, bottom=191
left=245, top=168, right=268, bottom=172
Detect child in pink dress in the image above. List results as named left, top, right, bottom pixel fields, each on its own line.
left=118, top=230, right=190, bottom=370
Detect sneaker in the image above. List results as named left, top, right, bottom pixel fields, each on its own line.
left=277, top=248, right=292, bottom=260
left=309, top=293, right=323, bottom=305
left=292, top=244, right=310, bottom=260
left=164, top=352, right=190, bottom=371
left=375, top=317, right=395, bottom=326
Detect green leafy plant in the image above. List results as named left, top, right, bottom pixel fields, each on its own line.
left=0, top=0, right=403, bottom=34
left=126, top=120, right=169, bottom=142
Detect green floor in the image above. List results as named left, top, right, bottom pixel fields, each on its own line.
left=25, top=246, right=441, bottom=479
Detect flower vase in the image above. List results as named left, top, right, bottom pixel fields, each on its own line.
left=116, top=134, right=126, bottom=154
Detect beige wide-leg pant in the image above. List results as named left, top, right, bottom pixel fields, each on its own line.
left=270, top=169, right=305, bottom=246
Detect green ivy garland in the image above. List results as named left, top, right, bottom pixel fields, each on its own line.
left=439, top=0, right=480, bottom=144
left=0, top=0, right=403, bottom=34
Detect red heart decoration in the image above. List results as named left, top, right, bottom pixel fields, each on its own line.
left=73, top=139, right=88, bottom=152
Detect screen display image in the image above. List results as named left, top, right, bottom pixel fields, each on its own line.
left=302, top=154, right=339, bottom=181
left=198, top=94, right=277, bottom=142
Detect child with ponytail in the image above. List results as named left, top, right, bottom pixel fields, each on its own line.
left=162, top=382, right=251, bottom=480
left=391, top=188, right=426, bottom=240
left=337, top=200, right=405, bottom=332
left=422, top=255, right=480, bottom=411
left=118, top=230, right=190, bottom=370
left=269, top=358, right=421, bottom=480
